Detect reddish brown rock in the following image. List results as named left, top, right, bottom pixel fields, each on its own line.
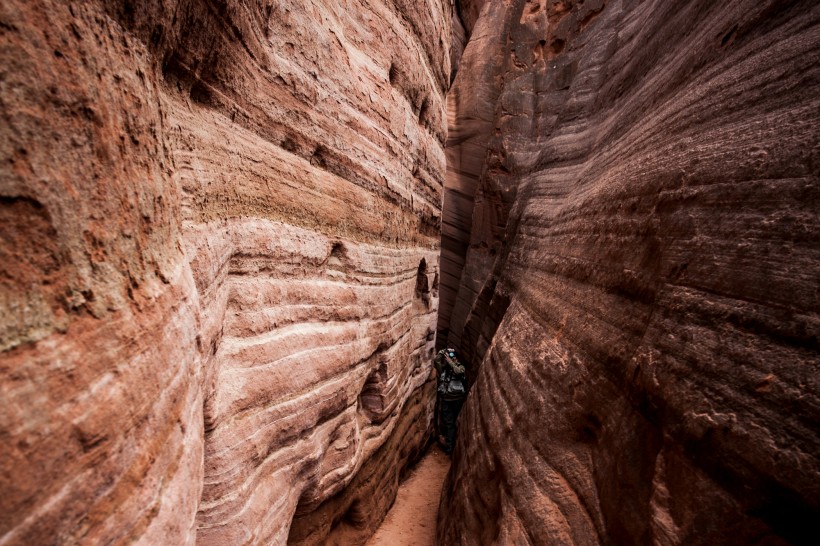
left=457, top=0, right=487, bottom=34
left=0, top=1, right=449, bottom=544
left=286, top=379, right=437, bottom=545
left=439, top=0, right=820, bottom=544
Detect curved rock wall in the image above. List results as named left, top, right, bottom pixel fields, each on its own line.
left=439, top=0, right=819, bottom=544
left=0, top=1, right=449, bottom=544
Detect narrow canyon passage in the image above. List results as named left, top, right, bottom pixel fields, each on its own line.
left=367, top=446, right=451, bottom=546
left=1, top=0, right=818, bottom=545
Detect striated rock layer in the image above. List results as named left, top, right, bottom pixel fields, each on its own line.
left=439, top=0, right=820, bottom=544
left=0, top=1, right=449, bottom=544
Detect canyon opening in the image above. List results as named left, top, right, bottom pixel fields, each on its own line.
left=1, top=1, right=818, bottom=545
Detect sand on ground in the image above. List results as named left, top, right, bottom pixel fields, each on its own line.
left=367, top=446, right=451, bottom=546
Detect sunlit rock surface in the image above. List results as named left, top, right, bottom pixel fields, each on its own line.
left=439, top=0, right=820, bottom=544
left=0, top=1, right=449, bottom=544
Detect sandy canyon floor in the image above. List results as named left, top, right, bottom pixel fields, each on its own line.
left=367, top=446, right=451, bottom=546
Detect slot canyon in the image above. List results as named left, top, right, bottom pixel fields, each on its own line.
left=0, top=0, right=817, bottom=545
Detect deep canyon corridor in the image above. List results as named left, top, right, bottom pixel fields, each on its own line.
left=1, top=0, right=818, bottom=545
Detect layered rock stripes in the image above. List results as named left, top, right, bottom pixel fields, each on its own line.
left=0, top=1, right=450, bottom=544
left=439, top=0, right=820, bottom=544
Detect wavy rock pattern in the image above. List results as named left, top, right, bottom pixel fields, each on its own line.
left=0, top=1, right=449, bottom=544
left=439, top=0, right=820, bottom=544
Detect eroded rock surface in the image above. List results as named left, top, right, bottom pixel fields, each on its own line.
left=0, top=1, right=449, bottom=544
left=439, top=0, right=820, bottom=544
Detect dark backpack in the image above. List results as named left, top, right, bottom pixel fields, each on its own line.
left=438, top=360, right=467, bottom=399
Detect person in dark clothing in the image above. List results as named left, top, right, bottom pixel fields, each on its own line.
left=434, top=348, right=468, bottom=455
left=438, top=396, right=464, bottom=455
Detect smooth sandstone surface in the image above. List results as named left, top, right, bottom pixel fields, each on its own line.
left=3, top=0, right=820, bottom=544
left=439, top=0, right=819, bottom=544
left=0, top=1, right=449, bottom=544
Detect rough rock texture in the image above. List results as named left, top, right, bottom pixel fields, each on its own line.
left=439, top=0, right=820, bottom=544
left=457, top=0, right=487, bottom=34
left=450, top=0, right=485, bottom=75
left=0, top=1, right=449, bottom=544
left=287, top=381, right=436, bottom=546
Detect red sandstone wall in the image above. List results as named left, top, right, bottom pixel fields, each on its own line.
left=0, top=1, right=450, bottom=544
left=439, top=0, right=820, bottom=544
